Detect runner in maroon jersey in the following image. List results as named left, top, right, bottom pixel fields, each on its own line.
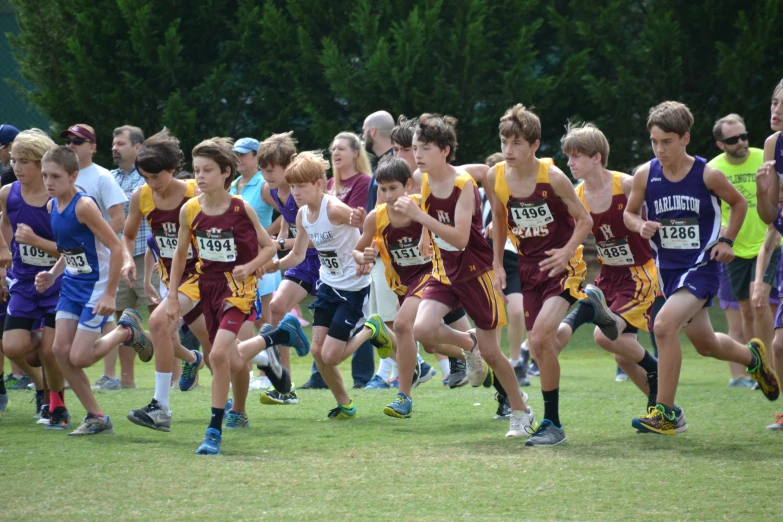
left=486, top=105, right=594, bottom=446
left=353, top=156, right=471, bottom=418
left=394, top=114, right=534, bottom=438
left=553, top=123, right=665, bottom=417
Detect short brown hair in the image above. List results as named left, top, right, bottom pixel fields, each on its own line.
left=390, top=115, right=417, bottom=148
left=135, top=128, right=184, bottom=174
left=712, top=114, right=745, bottom=141
left=113, top=125, right=145, bottom=145
left=499, top=104, right=541, bottom=143
left=257, top=131, right=298, bottom=170
left=42, top=146, right=79, bottom=175
left=285, top=151, right=329, bottom=185
left=485, top=152, right=504, bottom=168
left=192, top=137, right=238, bottom=189
left=560, top=122, right=610, bottom=167
left=414, top=113, right=458, bottom=163
left=647, top=101, right=694, bottom=137
left=11, top=129, right=56, bottom=163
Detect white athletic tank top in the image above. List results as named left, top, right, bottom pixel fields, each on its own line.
left=302, top=194, right=370, bottom=291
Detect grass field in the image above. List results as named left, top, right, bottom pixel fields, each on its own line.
left=1, top=310, right=780, bottom=521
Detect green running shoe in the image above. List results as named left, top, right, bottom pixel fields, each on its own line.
left=365, top=314, right=393, bottom=359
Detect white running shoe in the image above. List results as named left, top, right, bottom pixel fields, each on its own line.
left=463, top=329, right=486, bottom=387
left=249, top=375, right=273, bottom=391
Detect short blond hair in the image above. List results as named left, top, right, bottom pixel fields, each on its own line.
left=647, top=101, right=693, bottom=137
left=499, top=104, right=541, bottom=143
left=560, top=122, right=610, bottom=166
left=285, top=151, right=330, bottom=185
left=485, top=152, right=504, bottom=168
left=11, top=129, right=56, bottom=163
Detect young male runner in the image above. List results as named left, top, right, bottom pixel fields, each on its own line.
left=166, top=138, right=294, bottom=454
left=485, top=105, right=595, bottom=446
left=396, top=113, right=534, bottom=437
left=120, top=129, right=212, bottom=432
left=36, top=146, right=153, bottom=436
left=625, top=101, right=780, bottom=435
left=257, top=132, right=321, bottom=405
left=353, top=156, right=472, bottom=417
left=273, top=151, right=393, bottom=419
left=551, top=123, right=675, bottom=422
left=0, top=130, right=62, bottom=425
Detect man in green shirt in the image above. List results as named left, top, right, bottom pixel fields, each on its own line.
left=708, top=114, right=778, bottom=376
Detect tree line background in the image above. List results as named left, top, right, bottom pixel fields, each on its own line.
left=5, top=0, right=783, bottom=171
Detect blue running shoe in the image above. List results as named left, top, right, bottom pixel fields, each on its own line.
left=179, top=350, right=203, bottom=392
left=225, top=410, right=249, bottom=429
left=364, top=375, right=390, bottom=390
left=416, top=361, right=437, bottom=387
left=195, top=427, right=222, bottom=455
left=279, top=313, right=310, bottom=356
left=224, top=398, right=233, bottom=416
left=383, top=393, right=413, bottom=418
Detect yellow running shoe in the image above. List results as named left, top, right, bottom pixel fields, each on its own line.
left=632, top=405, right=676, bottom=435
left=747, top=338, right=781, bottom=401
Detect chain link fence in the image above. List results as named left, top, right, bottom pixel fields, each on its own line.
left=1, top=1, right=49, bottom=131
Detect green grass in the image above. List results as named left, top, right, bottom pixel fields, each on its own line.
left=1, top=310, right=781, bottom=521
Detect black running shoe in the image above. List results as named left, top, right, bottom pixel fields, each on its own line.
left=446, top=357, right=468, bottom=388
left=514, top=364, right=530, bottom=387
left=494, top=392, right=511, bottom=420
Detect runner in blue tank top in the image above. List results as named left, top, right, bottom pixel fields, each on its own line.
left=625, top=101, right=780, bottom=435
left=0, top=130, right=64, bottom=427
left=35, top=146, right=152, bottom=437
left=257, top=132, right=321, bottom=404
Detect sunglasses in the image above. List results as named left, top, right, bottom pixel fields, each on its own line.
left=721, top=132, right=749, bottom=145
left=64, top=137, right=91, bottom=146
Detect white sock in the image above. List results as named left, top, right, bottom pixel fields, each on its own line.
left=377, top=357, right=395, bottom=380
left=251, top=350, right=269, bottom=367
left=521, top=341, right=529, bottom=352
left=438, top=358, right=450, bottom=378
left=154, top=372, right=172, bottom=412
left=510, top=358, right=522, bottom=367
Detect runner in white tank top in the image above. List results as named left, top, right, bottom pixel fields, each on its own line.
left=273, top=152, right=395, bottom=419
left=302, top=194, right=370, bottom=291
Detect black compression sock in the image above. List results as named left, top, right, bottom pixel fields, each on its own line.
left=561, top=302, right=595, bottom=333
left=542, top=388, right=561, bottom=427
left=209, top=407, right=225, bottom=433
left=0, top=373, right=5, bottom=394
left=493, top=375, right=506, bottom=396
left=636, top=351, right=658, bottom=374
left=262, top=328, right=289, bottom=348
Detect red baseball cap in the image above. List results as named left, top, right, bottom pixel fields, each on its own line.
left=60, top=124, right=96, bottom=143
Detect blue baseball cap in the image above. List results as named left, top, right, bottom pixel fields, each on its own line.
left=233, top=137, right=260, bottom=154
left=0, top=124, right=20, bottom=146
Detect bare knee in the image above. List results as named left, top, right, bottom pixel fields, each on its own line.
left=421, top=343, right=438, bottom=354
left=773, top=333, right=783, bottom=357
left=528, top=330, right=554, bottom=359
left=269, top=298, right=288, bottom=323
left=393, top=321, right=413, bottom=340
left=208, top=348, right=229, bottom=368
left=320, top=347, right=341, bottom=367
left=413, top=320, right=434, bottom=345
left=149, top=310, right=170, bottom=337
left=594, top=329, right=614, bottom=351
left=692, top=337, right=717, bottom=357
left=70, top=350, right=92, bottom=369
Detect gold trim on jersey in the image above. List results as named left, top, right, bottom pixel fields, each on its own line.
left=375, top=194, right=424, bottom=296
left=139, top=178, right=198, bottom=218
left=493, top=159, right=553, bottom=251
left=574, top=171, right=625, bottom=213
left=421, top=171, right=475, bottom=285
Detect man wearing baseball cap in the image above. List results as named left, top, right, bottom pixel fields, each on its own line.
left=0, top=124, right=20, bottom=185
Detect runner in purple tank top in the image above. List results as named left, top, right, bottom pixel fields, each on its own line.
left=257, top=132, right=321, bottom=402
left=625, top=101, right=780, bottom=436
left=0, top=130, right=64, bottom=427
left=750, top=78, right=783, bottom=430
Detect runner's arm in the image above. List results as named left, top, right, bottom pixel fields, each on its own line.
left=75, top=197, right=122, bottom=302
left=275, top=208, right=308, bottom=272
left=353, top=210, right=378, bottom=265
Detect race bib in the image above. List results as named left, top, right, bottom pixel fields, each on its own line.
left=18, top=244, right=56, bottom=267
left=596, top=238, right=635, bottom=266
left=389, top=243, right=430, bottom=267
left=318, top=250, right=343, bottom=276
left=194, top=230, right=237, bottom=262
left=432, top=230, right=461, bottom=252
left=509, top=200, right=554, bottom=228
left=659, top=218, right=700, bottom=249
left=59, top=247, right=92, bottom=275
left=154, top=230, right=193, bottom=259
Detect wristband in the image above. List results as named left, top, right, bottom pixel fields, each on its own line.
left=717, top=237, right=734, bottom=247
